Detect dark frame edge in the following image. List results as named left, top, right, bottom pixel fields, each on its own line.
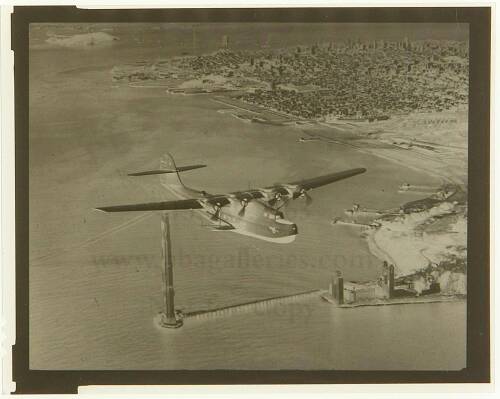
left=11, top=5, right=491, bottom=394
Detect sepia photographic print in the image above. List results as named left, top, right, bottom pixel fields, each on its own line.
left=9, top=6, right=490, bottom=393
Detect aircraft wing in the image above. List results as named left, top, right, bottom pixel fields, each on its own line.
left=97, top=168, right=366, bottom=213
left=288, top=168, right=366, bottom=191
left=227, top=167, right=366, bottom=207
left=96, top=198, right=203, bottom=213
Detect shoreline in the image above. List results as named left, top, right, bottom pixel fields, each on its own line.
left=207, top=94, right=466, bottom=184
left=365, top=228, right=397, bottom=269
left=363, top=206, right=467, bottom=282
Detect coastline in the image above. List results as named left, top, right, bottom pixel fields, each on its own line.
left=365, top=228, right=397, bottom=268
left=207, top=93, right=467, bottom=185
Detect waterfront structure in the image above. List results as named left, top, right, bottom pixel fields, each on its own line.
left=159, top=213, right=183, bottom=328
left=222, top=34, right=229, bottom=49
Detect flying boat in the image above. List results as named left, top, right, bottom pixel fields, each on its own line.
left=96, top=154, right=366, bottom=244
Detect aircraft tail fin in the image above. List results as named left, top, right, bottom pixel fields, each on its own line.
left=159, top=153, right=184, bottom=189
left=127, top=154, right=206, bottom=197
left=156, top=153, right=207, bottom=198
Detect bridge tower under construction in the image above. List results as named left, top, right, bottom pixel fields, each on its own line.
left=158, top=213, right=183, bottom=328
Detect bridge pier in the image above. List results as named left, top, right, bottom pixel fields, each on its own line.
left=158, top=212, right=183, bottom=329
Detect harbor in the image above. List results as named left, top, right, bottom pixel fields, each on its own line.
left=29, top=22, right=467, bottom=371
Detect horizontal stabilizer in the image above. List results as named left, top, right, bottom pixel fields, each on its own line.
left=96, top=198, right=203, bottom=213
left=128, top=170, right=173, bottom=176
left=128, top=164, right=206, bottom=176
left=177, top=164, right=207, bottom=172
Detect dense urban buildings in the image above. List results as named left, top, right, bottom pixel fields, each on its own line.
left=113, top=38, right=468, bottom=121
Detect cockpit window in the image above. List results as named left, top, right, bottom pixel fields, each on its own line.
left=275, top=211, right=284, bottom=219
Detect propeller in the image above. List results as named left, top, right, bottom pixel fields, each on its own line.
left=304, top=191, right=313, bottom=206
left=238, top=199, right=249, bottom=216
left=210, top=207, right=221, bottom=221
left=205, top=196, right=230, bottom=223
left=268, top=192, right=282, bottom=207
left=276, top=197, right=292, bottom=211
left=293, top=188, right=313, bottom=206
left=210, top=202, right=223, bottom=222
